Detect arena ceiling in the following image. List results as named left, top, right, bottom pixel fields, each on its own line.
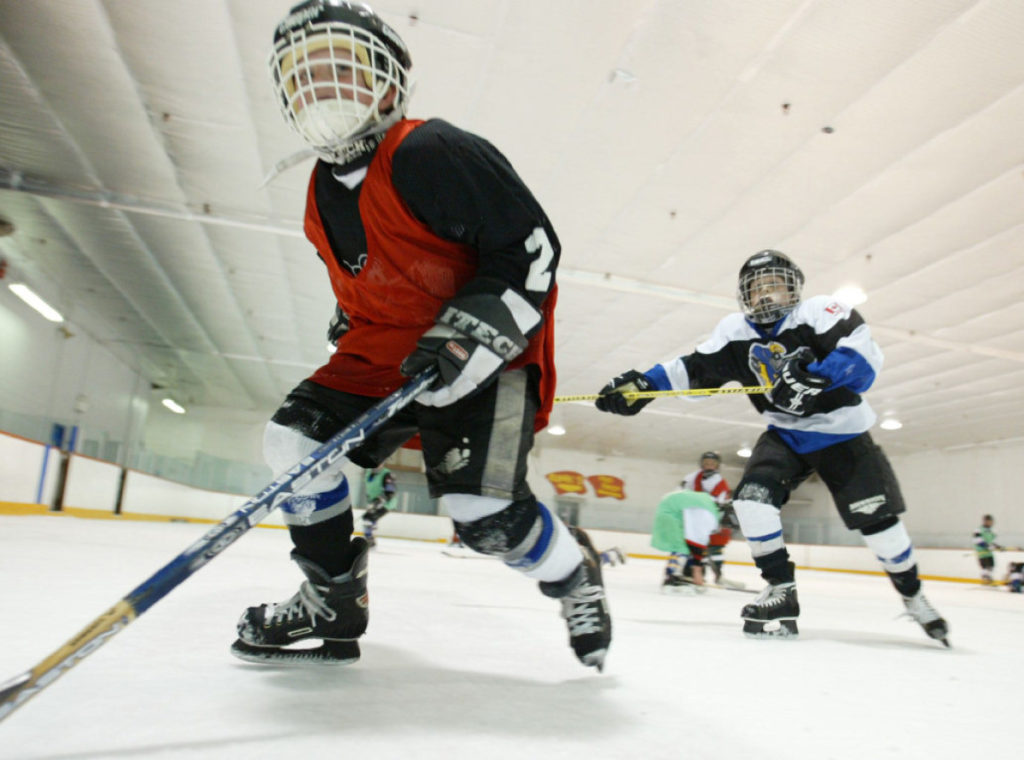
left=1, top=0, right=1023, bottom=467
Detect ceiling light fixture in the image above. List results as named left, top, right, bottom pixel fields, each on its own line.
left=162, top=398, right=186, bottom=414
left=737, top=446, right=752, bottom=458
left=547, top=423, right=566, bottom=436
left=879, top=418, right=902, bottom=430
left=8, top=283, right=64, bottom=322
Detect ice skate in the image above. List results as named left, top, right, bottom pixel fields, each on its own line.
left=741, top=574, right=799, bottom=639
left=661, top=573, right=707, bottom=595
left=231, top=538, right=370, bottom=665
left=707, top=559, right=747, bottom=590
left=709, top=560, right=723, bottom=584
left=600, top=547, right=626, bottom=567
left=900, top=591, right=950, bottom=648
left=540, top=526, right=611, bottom=671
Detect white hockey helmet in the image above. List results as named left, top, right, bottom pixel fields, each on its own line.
left=268, top=1, right=413, bottom=162
left=737, top=250, right=804, bottom=324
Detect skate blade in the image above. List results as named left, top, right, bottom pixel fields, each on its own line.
left=580, top=648, right=608, bottom=673
left=742, top=619, right=799, bottom=639
left=661, top=584, right=698, bottom=596
left=230, top=638, right=360, bottom=665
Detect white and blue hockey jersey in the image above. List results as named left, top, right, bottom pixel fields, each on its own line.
left=644, top=296, right=883, bottom=454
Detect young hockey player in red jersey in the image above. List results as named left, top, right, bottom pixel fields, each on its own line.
left=232, top=0, right=610, bottom=671
left=595, top=250, right=948, bottom=646
left=675, top=451, right=735, bottom=586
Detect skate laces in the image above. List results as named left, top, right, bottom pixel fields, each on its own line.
left=900, top=592, right=941, bottom=624
left=561, top=584, right=606, bottom=636
left=753, top=582, right=794, bottom=608
left=268, top=582, right=338, bottom=627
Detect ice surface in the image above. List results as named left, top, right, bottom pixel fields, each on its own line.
left=1, top=515, right=1021, bottom=759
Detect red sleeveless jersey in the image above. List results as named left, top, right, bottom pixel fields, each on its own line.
left=303, top=119, right=557, bottom=430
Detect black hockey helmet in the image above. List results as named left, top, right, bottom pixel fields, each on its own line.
left=737, top=250, right=804, bottom=324
left=699, top=451, right=721, bottom=474
left=269, top=1, right=413, bottom=161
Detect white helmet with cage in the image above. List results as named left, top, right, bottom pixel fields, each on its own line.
left=737, top=250, right=805, bottom=325
left=268, top=1, right=413, bottom=163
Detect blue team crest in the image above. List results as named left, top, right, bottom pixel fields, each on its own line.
left=748, top=341, right=791, bottom=386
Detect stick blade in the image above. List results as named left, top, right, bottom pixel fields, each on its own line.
left=0, top=671, right=33, bottom=720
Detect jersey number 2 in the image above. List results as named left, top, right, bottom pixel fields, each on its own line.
left=524, top=227, right=554, bottom=293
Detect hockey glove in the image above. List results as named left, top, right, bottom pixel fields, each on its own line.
left=400, top=291, right=534, bottom=407
left=595, top=370, right=655, bottom=415
left=720, top=502, right=740, bottom=530
left=326, top=304, right=350, bottom=348
left=363, top=503, right=389, bottom=523
left=768, top=347, right=830, bottom=416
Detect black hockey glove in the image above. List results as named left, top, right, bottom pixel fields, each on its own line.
left=719, top=502, right=740, bottom=530
left=400, top=291, right=534, bottom=407
left=768, top=347, right=830, bottom=416
left=363, top=503, right=389, bottom=523
left=326, top=304, right=350, bottom=348
left=595, top=370, right=655, bottom=416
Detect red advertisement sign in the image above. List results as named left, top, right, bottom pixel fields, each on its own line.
left=586, top=475, right=626, bottom=500
left=545, top=470, right=587, bottom=495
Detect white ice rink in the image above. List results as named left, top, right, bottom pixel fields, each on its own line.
left=2, top=514, right=1021, bottom=760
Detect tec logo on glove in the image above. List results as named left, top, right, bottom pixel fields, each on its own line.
left=400, top=289, right=538, bottom=408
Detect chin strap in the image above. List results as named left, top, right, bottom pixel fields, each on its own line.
left=258, top=122, right=396, bottom=189
left=258, top=148, right=319, bottom=188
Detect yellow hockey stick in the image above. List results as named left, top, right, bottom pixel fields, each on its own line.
left=554, top=385, right=771, bottom=404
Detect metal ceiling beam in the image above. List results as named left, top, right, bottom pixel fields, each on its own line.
left=5, top=167, right=1022, bottom=365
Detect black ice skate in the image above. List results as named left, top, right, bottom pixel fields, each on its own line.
left=230, top=538, right=370, bottom=665
left=900, top=591, right=950, bottom=648
left=741, top=575, right=799, bottom=639
left=709, top=559, right=723, bottom=584
left=540, top=526, right=612, bottom=671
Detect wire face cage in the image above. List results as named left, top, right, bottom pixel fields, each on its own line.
left=268, top=20, right=411, bottom=160
left=738, top=259, right=803, bottom=324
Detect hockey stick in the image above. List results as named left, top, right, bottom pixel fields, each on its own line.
left=0, top=369, right=437, bottom=723
left=709, top=582, right=758, bottom=594
left=554, top=385, right=770, bottom=404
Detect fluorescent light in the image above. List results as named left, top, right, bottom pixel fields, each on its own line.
left=162, top=398, right=186, bottom=414
left=8, top=283, right=64, bottom=322
left=879, top=418, right=902, bottom=430
left=546, top=424, right=566, bottom=436
left=737, top=447, right=752, bottom=458
left=833, top=285, right=867, bottom=306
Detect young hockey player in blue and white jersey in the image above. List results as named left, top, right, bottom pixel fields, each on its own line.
left=595, top=250, right=949, bottom=646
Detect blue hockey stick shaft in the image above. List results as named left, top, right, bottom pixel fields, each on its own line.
left=0, top=369, right=437, bottom=722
